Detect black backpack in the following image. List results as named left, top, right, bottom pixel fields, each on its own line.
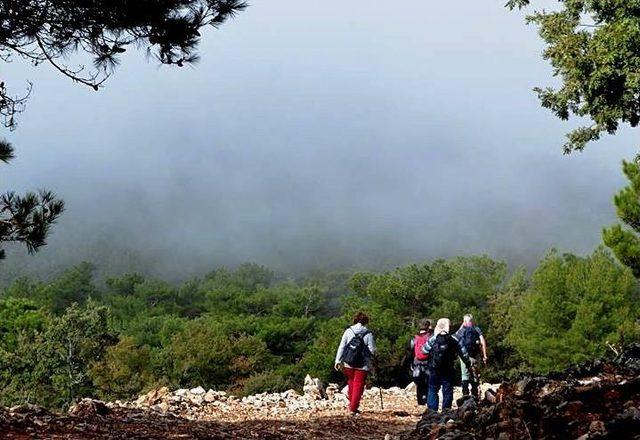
left=430, top=333, right=457, bottom=371
left=340, top=328, right=371, bottom=368
left=462, top=326, right=481, bottom=357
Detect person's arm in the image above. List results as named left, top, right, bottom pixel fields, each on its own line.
left=421, top=335, right=436, bottom=356
left=334, top=330, right=348, bottom=370
left=366, top=332, right=376, bottom=355
left=480, top=334, right=488, bottom=364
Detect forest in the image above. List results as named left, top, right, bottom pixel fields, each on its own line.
left=0, top=244, right=637, bottom=410
left=1, top=2, right=640, bottom=429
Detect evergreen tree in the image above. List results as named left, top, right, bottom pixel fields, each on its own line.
left=0, top=1, right=246, bottom=259
left=603, top=160, right=640, bottom=277
left=508, top=248, right=639, bottom=373
left=0, top=140, right=64, bottom=259
left=0, top=0, right=247, bottom=127
left=507, top=1, right=640, bottom=152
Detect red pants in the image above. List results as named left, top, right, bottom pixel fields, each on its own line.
left=343, top=367, right=368, bottom=412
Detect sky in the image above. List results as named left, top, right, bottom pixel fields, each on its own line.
left=0, top=1, right=637, bottom=280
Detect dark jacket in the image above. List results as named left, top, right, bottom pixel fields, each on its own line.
left=421, top=331, right=471, bottom=373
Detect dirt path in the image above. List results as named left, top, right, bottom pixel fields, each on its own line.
left=0, top=405, right=421, bottom=439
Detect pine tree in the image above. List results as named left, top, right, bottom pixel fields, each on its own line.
left=0, top=1, right=246, bottom=258
left=0, top=0, right=247, bottom=128
left=603, top=160, right=640, bottom=277
left=0, top=140, right=64, bottom=259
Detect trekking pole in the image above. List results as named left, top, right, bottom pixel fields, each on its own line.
left=373, top=360, right=384, bottom=410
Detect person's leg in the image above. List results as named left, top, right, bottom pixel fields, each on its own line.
left=427, top=371, right=440, bottom=411
left=416, top=373, right=428, bottom=405
left=349, top=369, right=368, bottom=412
left=469, top=358, right=479, bottom=399
left=441, top=373, right=454, bottom=409
left=343, top=367, right=355, bottom=407
left=460, top=358, right=469, bottom=396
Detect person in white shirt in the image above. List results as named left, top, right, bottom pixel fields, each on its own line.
left=334, top=311, right=376, bottom=415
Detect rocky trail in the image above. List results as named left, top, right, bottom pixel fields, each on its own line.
left=0, top=379, right=493, bottom=439
left=0, top=345, right=638, bottom=439
left=0, top=384, right=425, bottom=439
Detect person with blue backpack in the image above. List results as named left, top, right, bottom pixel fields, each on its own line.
left=455, top=314, right=488, bottom=399
left=334, top=311, right=376, bottom=415
left=421, top=318, right=471, bottom=412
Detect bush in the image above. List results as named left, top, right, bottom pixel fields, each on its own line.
left=90, top=337, right=156, bottom=400
left=238, top=370, right=299, bottom=396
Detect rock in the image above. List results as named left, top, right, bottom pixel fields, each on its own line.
left=405, top=381, right=416, bottom=393
left=10, top=404, right=48, bottom=416
left=589, top=420, right=606, bottom=436
left=68, top=399, right=110, bottom=417
left=190, top=386, right=206, bottom=395
left=484, top=388, right=497, bottom=404
left=367, top=386, right=380, bottom=397
left=514, top=377, right=532, bottom=397
left=144, top=387, right=170, bottom=406
left=302, top=374, right=326, bottom=399
left=325, top=383, right=339, bottom=400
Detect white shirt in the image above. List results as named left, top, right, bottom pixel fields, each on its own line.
left=334, top=323, right=377, bottom=371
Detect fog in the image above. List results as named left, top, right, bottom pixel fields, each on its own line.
left=0, top=1, right=636, bottom=281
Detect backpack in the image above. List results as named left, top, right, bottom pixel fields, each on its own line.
left=462, top=326, right=481, bottom=357
left=340, top=328, right=371, bottom=368
left=413, top=333, right=430, bottom=362
left=430, top=333, right=456, bottom=371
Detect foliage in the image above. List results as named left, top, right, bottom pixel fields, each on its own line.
left=0, top=252, right=637, bottom=409
left=508, top=248, right=639, bottom=372
left=236, top=368, right=299, bottom=397
left=485, top=268, right=528, bottom=379
left=0, top=0, right=247, bottom=127
left=507, top=1, right=640, bottom=152
left=0, top=139, right=64, bottom=259
left=90, top=337, right=156, bottom=400
left=0, top=301, right=115, bottom=408
left=35, top=302, right=116, bottom=407
left=603, top=160, right=640, bottom=277
left=169, top=319, right=277, bottom=391
left=0, top=2, right=246, bottom=261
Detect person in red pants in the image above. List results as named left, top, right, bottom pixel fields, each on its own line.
left=334, top=312, right=377, bottom=416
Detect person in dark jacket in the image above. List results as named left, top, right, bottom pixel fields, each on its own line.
left=455, top=314, right=488, bottom=399
left=409, top=318, right=432, bottom=405
left=421, top=318, right=471, bottom=411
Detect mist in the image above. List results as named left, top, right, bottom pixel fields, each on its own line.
left=0, top=0, right=636, bottom=281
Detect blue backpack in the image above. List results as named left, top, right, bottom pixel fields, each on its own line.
left=462, top=327, right=481, bottom=357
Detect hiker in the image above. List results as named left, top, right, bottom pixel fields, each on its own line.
left=421, top=318, right=471, bottom=411
left=409, top=318, right=432, bottom=405
left=334, top=311, right=376, bottom=415
left=455, top=314, right=488, bottom=399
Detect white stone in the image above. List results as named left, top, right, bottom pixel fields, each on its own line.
left=405, top=382, right=417, bottom=392
left=190, top=386, right=206, bottom=395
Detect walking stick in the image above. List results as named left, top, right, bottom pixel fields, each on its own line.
left=372, top=359, right=384, bottom=410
